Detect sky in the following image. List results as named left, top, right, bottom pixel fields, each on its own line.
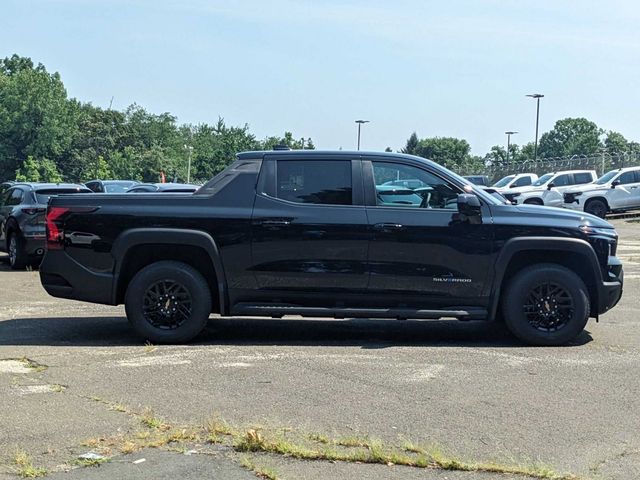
left=2, top=0, right=640, bottom=155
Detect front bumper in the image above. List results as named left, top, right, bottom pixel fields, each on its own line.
left=597, top=256, right=623, bottom=315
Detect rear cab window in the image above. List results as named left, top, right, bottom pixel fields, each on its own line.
left=35, top=188, right=91, bottom=204
left=573, top=172, right=594, bottom=185
left=273, top=160, right=353, bottom=205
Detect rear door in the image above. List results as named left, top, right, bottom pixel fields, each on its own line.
left=364, top=158, right=493, bottom=307
left=250, top=155, right=369, bottom=303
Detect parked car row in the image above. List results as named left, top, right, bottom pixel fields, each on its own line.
left=0, top=179, right=199, bottom=269
left=487, top=166, right=640, bottom=218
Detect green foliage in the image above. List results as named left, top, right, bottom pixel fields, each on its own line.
left=0, top=54, right=315, bottom=184
left=411, top=136, right=483, bottom=173
left=537, top=118, right=603, bottom=158
left=604, top=131, right=629, bottom=154
left=401, top=132, right=419, bottom=155
left=15, top=156, right=63, bottom=182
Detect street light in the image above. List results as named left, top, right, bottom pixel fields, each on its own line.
left=505, top=131, right=518, bottom=163
left=355, top=120, right=370, bottom=150
left=526, top=93, right=544, bottom=162
left=183, top=144, right=193, bottom=183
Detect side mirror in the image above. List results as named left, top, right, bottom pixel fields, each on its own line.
left=509, top=184, right=517, bottom=188
left=611, top=180, right=620, bottom=189
left=457, top=193, right=481, bottom=217
left=547, top=182, right=555, bottom=190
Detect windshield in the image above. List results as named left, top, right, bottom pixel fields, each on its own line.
left=104, top=181, right=137, bottom=193
left=595, top=170, right=619, bottom=185
left=492, top=175, right=515, bottom=188
left=532, top=173, right=554, bottom=186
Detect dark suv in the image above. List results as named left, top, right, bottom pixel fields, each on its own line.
left=0, top=183, right=92, bottom=269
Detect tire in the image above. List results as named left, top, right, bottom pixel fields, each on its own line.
left=501, top=264, right=590, bottom=346
left=125, top=261, right=212, bottom=343
left=523, top=198, right=543, bottom=205
left=585, top=199, right=607, bottom=219
left=8, top=232, right=28, bottom=270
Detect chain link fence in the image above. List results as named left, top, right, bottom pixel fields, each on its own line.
left=464, top=152, right=640, bottom=184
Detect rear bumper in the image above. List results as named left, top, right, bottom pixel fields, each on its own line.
left=597, top=256, right=623, bottom=315
left=39, top=250, right=115, bottom=305
left=23, top=236, right=46, bottom=257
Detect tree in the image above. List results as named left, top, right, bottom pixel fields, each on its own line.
left=537, top=118, right=603, bottom=158
left=604, top=131, right=629, bottom=155
left=15, top=156, right=63, bottom=182
left=401, top=132, right=419, bottom=155
left=0, top=54, right=77, bottom=180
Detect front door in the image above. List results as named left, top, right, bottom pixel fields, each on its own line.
left=364, top=159, right=493, bottom=308
left=250, top=156, right=369, bottom=304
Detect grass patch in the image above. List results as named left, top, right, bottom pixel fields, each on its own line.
left=240, top=457, right=280, bottom=480
left=140, top=408, right=169, bottom=430
left=11, top=450, right=48, bottom=478
left=19, top=357, right=48, bottom=373
left=306, top=432, right=329, bottom=444
left=74, top=456, right=108, bottom=467
left=143, top=341, right=157, bottom=354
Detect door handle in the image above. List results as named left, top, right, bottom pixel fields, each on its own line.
left=259, top=219, right=291, bottom=227
left=373, top=223, right=404, bottom=232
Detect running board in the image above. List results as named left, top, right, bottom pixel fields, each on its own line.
left=232, top=304, right=488, bottom=320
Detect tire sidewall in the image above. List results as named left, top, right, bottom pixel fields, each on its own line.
left=586, top=199, right=606, bottom=218
left=8, top=232, right=27, bottom=270
left=125, top=261, right=211, bottom=343
left=502, top=264, right=590, bottom=346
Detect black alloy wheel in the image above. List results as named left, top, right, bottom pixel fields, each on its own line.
left=502, top=264, right=589, bottom=346
left=125, top=261, right=212, bottom=343
left=142, top=280, right=193, bottom=330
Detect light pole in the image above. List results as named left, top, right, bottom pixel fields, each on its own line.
left=505, top=131, right=518, bottom=163
left=184, top=144, right=193, bottom=183
left=526, top=94, right=544, bottom=162
left=355, top=120, right=369, bottom=150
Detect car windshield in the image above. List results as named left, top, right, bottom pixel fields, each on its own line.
left=104, top=182, right=137, bottom=193
left=532, top=173, right=554, bottom=186
left=35, top=188, right=91, bottom=203
left=595, top=170, right=620, bottom=185
left=492, top=175, right=515, bottom=188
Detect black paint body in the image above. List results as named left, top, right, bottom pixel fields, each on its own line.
left=39, top=151, right=623, bottom=320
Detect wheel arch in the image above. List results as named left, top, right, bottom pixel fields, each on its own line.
left=111, top=228, right=228, bottom=314
left=490, top=237, right=603, bottom=321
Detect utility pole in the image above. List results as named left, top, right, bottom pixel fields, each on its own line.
left=505, top=131, right=518, bottom=163
left=355, top=120, right=370, bottom=150
left=526, top=94, right=544, bottom=162
left=184, top=145, right=193, bottom=183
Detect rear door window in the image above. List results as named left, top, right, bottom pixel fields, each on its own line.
left=618, top=171, right=636, bottom=185
left=275, top=160, right=352, bottom=205
left=553, top=174, right=572, bottom=187
left=514, top=176, right=532, bottom=187
left=6, top=188, right=24, bottom=206
left=574, top=172, right=594, bottom=185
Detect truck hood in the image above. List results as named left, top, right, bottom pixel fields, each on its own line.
left=513, top=204, right=613, bottom=228
left=565, top=183, right=608, bottom=195
left=503, top=185, right=548, bottom=195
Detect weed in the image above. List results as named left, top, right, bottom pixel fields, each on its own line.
left=140, top=408, right=169, bottom=430
left=11, top=450, right=48, bottom=478
left=143, top=341, right=157, bottom=354
left=74, top=456, right=108, bottom=467
left=306, top=433, right=329, bottom=444
left=240, top=457, right=280, bottom=480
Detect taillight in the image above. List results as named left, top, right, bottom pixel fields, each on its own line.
left=46, top=207, right=70, bottom=250
left=22, top=207, right=46, bottom=215
left=45, top=206, right=98, bottom=251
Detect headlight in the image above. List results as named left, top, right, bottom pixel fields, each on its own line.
left=579, top=225, right=618, bottom=237
left=508, top=192, right=521, bottom=198
left=573, top=192, right=583, bottom=197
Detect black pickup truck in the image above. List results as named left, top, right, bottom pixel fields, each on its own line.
left=40, top=150, right=623, bottom=345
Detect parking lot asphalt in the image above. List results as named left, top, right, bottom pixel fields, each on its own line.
left=1, top=218, right=639, bottom=480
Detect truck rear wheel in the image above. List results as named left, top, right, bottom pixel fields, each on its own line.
left=125, top=261, right=211, bottom=343
left=502, top=264, right=589, bottom=346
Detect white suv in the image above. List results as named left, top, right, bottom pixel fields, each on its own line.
left=563, top=166, right=640, bottom=218
left=491, top=173, right=538, bottom=192
left=502, top=170, right=597, bottom=207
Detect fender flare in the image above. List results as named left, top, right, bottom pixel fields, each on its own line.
left=489, top=237, right=603, bottom=319
left=111, top=228, right=228, bottom=314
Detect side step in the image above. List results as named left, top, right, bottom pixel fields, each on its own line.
left=232, top=304, right=488, bottom=320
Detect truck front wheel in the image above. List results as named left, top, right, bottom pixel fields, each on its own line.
left=125, top=261, right=211, bottom=343
left=502, top=264, right=589, bottom=346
